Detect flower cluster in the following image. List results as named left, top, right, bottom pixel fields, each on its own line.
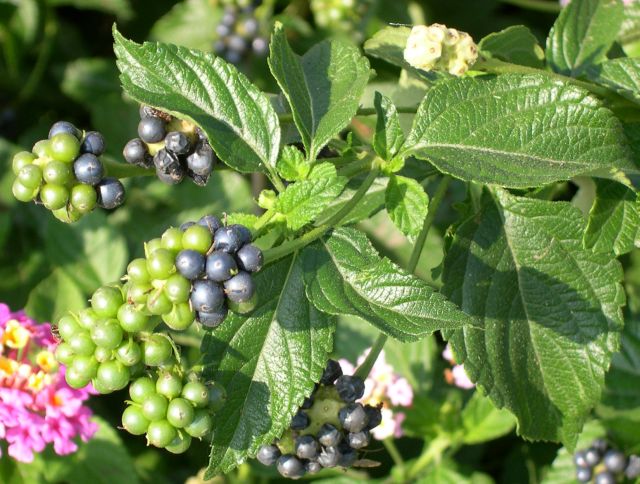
left=442, top=344, right=474, bottom=390
left=311, top=0, right=367, bottom=37
left=404, top=24, right=478, bottom=76
left=0, top=304, right=97, bottom=462
left=339, top=349, right=413, bottom=440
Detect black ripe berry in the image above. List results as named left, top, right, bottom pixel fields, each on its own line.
left=336, top=375, right=365, bottom=403
left=81, top=131, right=105, bottom=156
left=96, top=178, right=125, bottom=209
left=186, top=141, right=215, bottom=176
left=305, top=461, right=321, bottom=475
left=364, top=404, right=383, bottom=429
left=164, top=131, right=191, bottom=155
left=257, top=444, right=280, bottom=466
left=276, top=455, right=305, bottom=480
left=224, top=271, right=255, bottom=303
left=347, top=430, right=370, bottom=449
left=197, top=215, right=222, bottom=234
left=294, top=435, right=319, bottom=459
left=138, top=116, right=166, bottom=143
left=197, top=306, right=228, bottom=329
left=594, top=471, right=616, bottom=484
left=339, top=402, right=368, bottom=433
left=576, top=467, right=592, bottom=483
left=603, top=450, right=626, bottom=472
left=123, top=138, right=152, bottom=168
left=320, top=359, right=342, bottom=385
left=190, top=280, right=224, bottom=313
left=73, top=153, right=104, bottom=186
left=317, top=423, right=342, bottom=447
left=236, top=244, right=263, bottom=272
left=317, top=446, right=341, bottom=468
left=290, top=410, right=309, bottom=431
left=175, top=250, right=205, bottom=280
left=206, top=251, right=238, bottom=282
left=49, top=121, right=81, bottom=140
left=213, top=226, right=242, bottom=254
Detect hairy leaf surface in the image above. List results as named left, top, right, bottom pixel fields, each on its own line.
left=385, top=175, right=428, bottom=240
left=479, top=25, right=544, bottom=67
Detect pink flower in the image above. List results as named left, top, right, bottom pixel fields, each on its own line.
left=451, top=364, right=475, bottom=389
left=388, top=377, right=413, bottom=407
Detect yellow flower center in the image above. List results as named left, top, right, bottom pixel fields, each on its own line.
left=2, top=320, right=31, bottom=349
left=36, top=350, right=58, bottom=373
left=0, top=356, right=19, bottom=377
left=27, top=371, right=51, bottom=392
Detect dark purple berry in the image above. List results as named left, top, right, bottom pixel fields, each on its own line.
left=603, top=449, right=626, bottom=473
left=364, top=405, right=382, bottom=430
left=96, top=178, right=125, bottom=209
left=321, top=359, right=343, bottom=385
left=592, top=438, right=608, bottom=452
left=336, top=375, right=365, bottom=403
left=198, top=215, right=222, bottom=234
left=317, top=446, right=341, bottom=468
left=154, top=148, right=181, bottom=175
left=197, top=306, right=228, bottom=328
left=156, top=167, right=185, bottom=185
left=252, top=37, right=268, bottom=56
left=123, top=138, right=152, bottom=167
left=276, top=455, right=305, bottom=479
left=236, top=244, right=263, bottom=272
left=576, top=467, right=592, bottom=483
left=305, top=461, right=321, bottom=474
left=231, top=224, right=252, bottom=245
left=290, top=410, right=309, bottom=431
left=347, top=430, right=370, bottom=449
left=206, top=251, right=238, bottom=282
left=165, top=131, right=191, bottom=155
left=138, top=116, right=166, bottom=143
left=574, top=450, right=588, bottom=468
left=227, top=35, right=247, bottom=53
left=339, top=403, right=368, bottom=433
left=81, top=131, right=105, bottom=156
left=190, top=280, right=224, bottom=313
left=213, top=226, right=242, bottom=253
left=224, top=271, right=255, bottom=303
left=180, top=221, right=196, bottom=231
left=594, top=471, right=616, bottom=484
left=175, top=250, right=205, bottom=280
left=300, top=395, right=314, bottom=409
left=49, top=121, right=81, bottom=140
left=338, top=445, right=357, bottom=468
left=295, top=435, right=319, bottom=459
left=317, top=423, right=341, bottom=447
left=257, top=444, right=280, bottom=466
left=74, top=153, right=104, bottom=185
left=584, top=447, right=601, bottom=467
left=186, top=141, right=215, bottom=176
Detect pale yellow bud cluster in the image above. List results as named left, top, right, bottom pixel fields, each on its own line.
left=311, top=0, right=364, bottom=33
left=403, top=24, right=478, bottom=76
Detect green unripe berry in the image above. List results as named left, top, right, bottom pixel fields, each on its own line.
left=164, top=274, right=191, bottom=304
left=181, top=381, right=209, bottom=408
left=32, top=140, right=53, bottom=159
left=166, top=432, right=192, bottom=454
left=91, top=286, right=124, bottom=318
left=12, top=151, right=37, bottom=175
left=182, top=225, right=212, bottom=254
left=117, top=303, right=149, bottom=333
left=184, top=409, right=213, bottom=439
left=162, top=303, right=195, bottom=331
left=143, top=334, right=173, bottom=366
left=161, top=227, right=184, bottom=252
left=17, top=164, right=43, bottom=189
left=127, top=283, right=152, bottom=305
left=56, top=314, right=80, bottom=341
left=146, top=420, right=177, bottom=448
left=96, top=360, right=130, bottom=393
left=146, top=249, right=176, bottom=280
left=68, top=331, right=96, bottom=356
left=156, top=371, right=183, bottom=399
left=129, top=376, right=157, bottom=403
left=207, top=381, right=227, bottom=412
left=166, top=398, right=195, bottom=428
left=77, top=308, right=99, bottom=330
left=40, top=183, right=69, bottom=210
left=70, top=183, right=97, bottom=213
left=65, top=366, right=91, bottom=389
left=12, top=180, right=38, bottom=202
left=146, top=288, right=172, bottom=316
left=127, top=258, right=150, bottom=284
left=122, top=405, right=150, bottom=435
left=54, top=342, right=75, bottom=366
left=142, top=393, right=169, bottom=421
left=145, top=238, right=163, bottom=256
left=43, top=160, right=72, bottom=184
left=94, top=346, right=113, bottom=363
left=50, top=132, right=80, bottom=163
left=91, top=319, right=123, bottom=350
left=52, top=205, right=82, bottom=223
left=115, top=340, right=143, bottom=366
left=71, top=355, right=99, bottom=379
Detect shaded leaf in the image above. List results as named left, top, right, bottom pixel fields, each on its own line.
left=586, top=58, right=640, bottom=106
left=150, top=0, right=221, bottom=51
left=479, top=25, right=544, bottom=67
left=461, top=392, right=516, bottom=445
left=385, top=175, right=428, bottom=240
left=373, top=91, right=405, bottom=164
left=25, top=269, right=86, bottom=323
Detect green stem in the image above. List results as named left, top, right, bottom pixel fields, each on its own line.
left=354, top=332, right=388, bottom=379
left=262, top=167, right=380, bottom=264
left=267, top=169, right=286, bottom=193
left=383, top=438, right=406, bottom=469
left=499, top=0, right=561, bottom=13
left=278, top=106, right=418, bottom=124
left=408, top=435, right=452, bottom=479
left=407, top=176, right=451, bottom=273
left=103, top=159, right=155, bottom=179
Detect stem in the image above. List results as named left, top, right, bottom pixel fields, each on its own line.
left=499, top=0, right=561, bottom=13
left=407, top=435, right=451, bottom=479
left=262, top=168, right=380, bottom=264
left=407, top=176, right=451, bottom=273
left=383, top=438, right=406, bottom=469
left=267, top=169, right=286, bottom=193
left=278, top=106, right=418, bottom=124
left=354, top=333, right=388, bottom=379
left=103, top=158, right=155, bottom=179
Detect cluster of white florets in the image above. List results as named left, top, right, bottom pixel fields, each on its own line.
left=403, top=24, right=478, bottom=76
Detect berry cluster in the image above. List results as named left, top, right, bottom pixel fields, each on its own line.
left=257, top=360, right=382, bottom=479
left=573, top=439, right=640, bottom=483
left=11, top=121, right=124, bottom=223
left=403, top=24, right=478, bottom=76
left=122, top=372, right=221, bottom=453
left=310, top=0, right=366, bottom=36
left=123, top=106, right=216, bottom=186
left=213, top=4, right=268, bottom=64
left=125, top=215, right=262, bottom=330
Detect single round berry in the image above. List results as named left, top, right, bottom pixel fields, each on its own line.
left=576, top=467, right=592, bottom=483
left=175, top=249, right=205, bottom=280
left=594, top=471, right=616, bottom=484
left=154, top=148, right=182, bottom=175
left=115, top=340, right=143, bottom=366
left=197, top=306, right=228, bottom=328
left=40, top=183, right=69, bottom=210
left=197, top=215, right=222, bottom=234
left=11, top=180, right=38, bottom=202
left=57, top=314, right=80, bottom=341
left=91, top=319, right=124, bottom=350
left=276, top=455, right=305, bottom=480
left=162, top=303, right=195, bottom=331
left=127, top=258, right=151, bottom=284
left=161, top=227, right=184, bottom=252
left=290, top=410, right=309, bottom=431
left=147, top=420, right=177, bottom=448
left=339, top=403, right=368, bottom=433
left=12, top=151, right=37, bottom=175
left=241, top=17, right=259, bottom=37
left=70, top=184, right=98, bottom=213
left=143, top=334, right=173, bottom=366
left=585, top=447, right=601, bottom=467
left=339, top=445, right=357, bottom=467
left=74, top=153, right=104, bottom=185
left=94, top=346, right=112, bottom=363
left=205, top=382, right=226, bottom=412
left=91, top=286, right=124, bottom=318
left=318, top=423, right=342, bottom=447
left=592, top=438, right=608, bottom=453
left=206, top=251, right=238, bottom=282
left=77, top=308, right=99, bottom=330
left=166, top=432, right=192, bottom=454
left=50, top=133, right=81, bottom=163
left=213, top=226, right=242, bottom=253
left=167, top=398, right=195, bottom=428
left=156, top=164, right=185, bottom=185
left=305, top=461, right=321, bottom=475
left=336, top=375, right=365, bottom=403
left=164, top=274, right=192, bottom=304
left=186, top=142, right=215, bottom=176
left=32, top=139, right=53, bottom=158
left=17, top=164, right=43, bottom=189
left=236, top=244, right=263, bottom=272
left=127, top=282, right=152, bottom=305
left=138, top=116, right=166, bottom=143
left=181, top=381, right=209, bottom=408
left=68, top=331, right=96, bottom=356
left=252, top=37, right=269, bottom=56
left=123, top=138, right=152, bottom=167
left=295, top=435, right=319, bottom=459
left=96, top=177, right=125, bottom=209
left=182, top=225, right=213, bottom=253
left=574, top=450, right=588, bottom=468
left=49, top=121, right=81, bottom=140
left=347, top=430, right=370, bottom=449
left=224, top=271, right=255, bottom=303
left=43, top=160, right=72, bottom=184
left=317, top=446, right=341, bottom=468
left=130, top=376, right=157, bottom=403
left=142, top=393, right=169, bottom=421
left=227, top=35, right=247, bottom=53
left=603, top=449, right=626, bottom=473
left=165, top=131, right=191, bottom=155
left=55, top=342, right=75, bottom=366
left=364, top=405, right=382, bottom=430
left=321, top=360, right=343, bottom=385
left=122, top=405, right=149, bottom=435
left=146, top=289, right=173, bottom=315
left=70, top=355, right=99, bottom=380
left=80, top=131, right=105, bottom=156
left=257, top=444, right=281, bottom=466
left=146, top=238, right=163, bottom=255
left=65, top=366, right=92, bottom=389
left=184, top=409, right=212, bottom=439
left=147, top=248, right=176, bottom=280
left=190, top=280, right=224, bottom=313
left=96, top=360, right=130, bottom=392
left=180, top=221, right=196, bottom=231
left=156, top=371, right=183, bottom=399
left=117, top=304, right=149, bottom=333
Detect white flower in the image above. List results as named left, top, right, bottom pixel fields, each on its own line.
left=404, top=26, right=443, bottom=70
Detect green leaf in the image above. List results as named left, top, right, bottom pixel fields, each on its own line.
left=478, top=25, right=544, bottom=68
left=150, top=0, right=221, bottom=51
left=301, top=227, right=476, bottom=342
left=201, top=255, right=336, bottom=476
left=363, top=26, right=412, bottom=71
left=584, top=179, right=640, bottom=256
left=49, top=0, right=132, bottom=19
left=113, top=27, right=280, bottom=174
left=404, top=74, right=636, bottom=188
left=542, top=421, right=606, bottom=484
left=586, top=58, right=640, bottom=106
left=315, top=176, right=388, bottom=226
left=546, top=0, right=624, bottom=77
left=373, top=92, right=405, bottom=166
left=385, top=175, right=428, bottom=240
left=442, top=189, right=624, bottom=448
left=25, top=269, right=86, bottom=323
left=416, top=459, right=494, bottom=484
left=461, top=392, right=515, bottom=445
left=268, top=23, right=370, bottom=160
left=42, top=417, right=139, bottom=484
left=276, top=145, right=311, bottom=181
left=274, top=163, right=347, bottom=230
left=45, top=212, right=128, bottom=293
